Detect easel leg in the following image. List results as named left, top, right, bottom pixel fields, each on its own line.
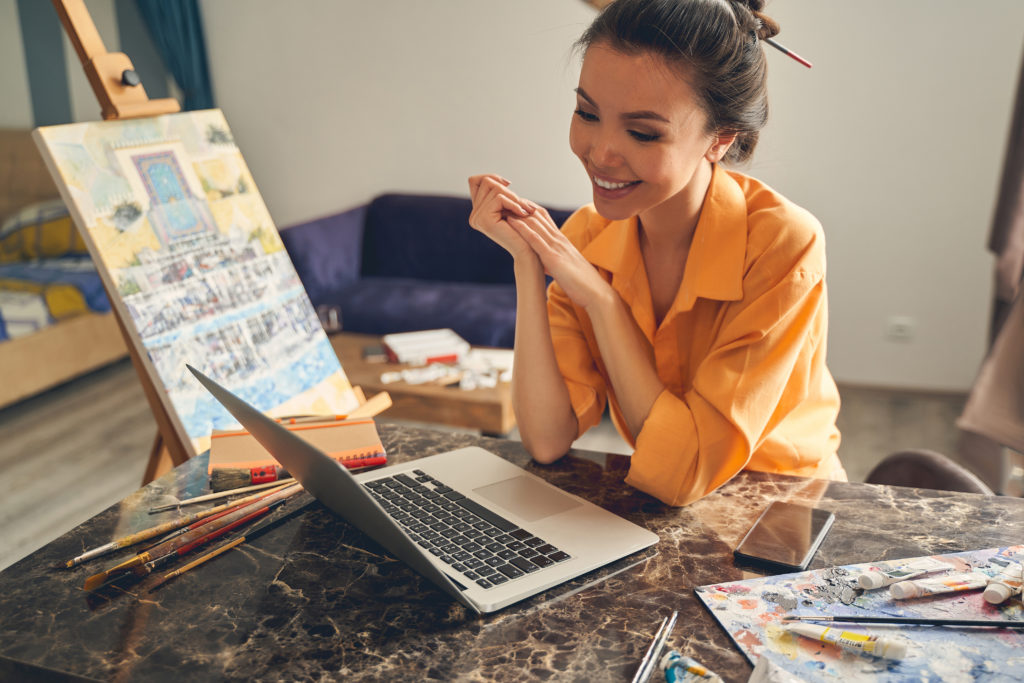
left=141, top=432, right=173, bottom=485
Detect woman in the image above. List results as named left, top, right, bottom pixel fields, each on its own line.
left=468, top=0, right=845, bottom=506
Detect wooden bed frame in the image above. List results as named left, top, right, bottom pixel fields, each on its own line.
left=0, top=128, right=127, bottom=410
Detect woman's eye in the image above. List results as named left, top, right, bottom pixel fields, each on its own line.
left=629, top=130, right=660, bottom=143
left=574, top=108, right=598, bottom=122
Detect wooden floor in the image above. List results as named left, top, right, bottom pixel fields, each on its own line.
left=0, top=360, right=984, bottom=571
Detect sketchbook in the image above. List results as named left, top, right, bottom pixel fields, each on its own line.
left=695, top=546, right=1024, bottom=682
left=209, top=418, right=385, bottom=474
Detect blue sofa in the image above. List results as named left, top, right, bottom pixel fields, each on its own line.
left=280, top=193, right=574, bottom=348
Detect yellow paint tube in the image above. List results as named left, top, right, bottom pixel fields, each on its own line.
left=785, top=623, right=907, bottom=660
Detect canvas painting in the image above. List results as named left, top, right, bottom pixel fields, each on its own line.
left=34, top=110, right=360, bottom=454
left=696, top=546, right=1024, bottom=682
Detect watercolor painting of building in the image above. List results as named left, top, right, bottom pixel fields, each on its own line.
left=34, top=110, right=360, bottom=454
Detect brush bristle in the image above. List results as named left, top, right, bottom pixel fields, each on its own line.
left=210, top=469, right=260, bottom=492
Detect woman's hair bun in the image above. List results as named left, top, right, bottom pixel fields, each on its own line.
left=732, top=0, right=780, bottom=41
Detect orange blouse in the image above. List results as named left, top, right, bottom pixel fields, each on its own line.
left=547, top=165, right=845, bottom=506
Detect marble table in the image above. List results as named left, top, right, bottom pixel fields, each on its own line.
left=1, top=425, right=1021, bottom=682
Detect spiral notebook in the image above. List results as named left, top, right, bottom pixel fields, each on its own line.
left=209, top=418, right=386, bottom=477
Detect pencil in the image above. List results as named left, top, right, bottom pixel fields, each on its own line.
left=62, top=483, right=296, bottom=568
left=764, top=37, right=813, bottom=69
left=783, top=615, right=1024, bottom=628
left=147, top=480, right=293, bottom=514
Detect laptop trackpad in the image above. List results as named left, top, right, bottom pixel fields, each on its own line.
left=473, top=476, right=582, bottom=523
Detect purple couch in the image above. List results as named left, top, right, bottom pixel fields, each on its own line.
left=280, top=193, right=574, bottom=348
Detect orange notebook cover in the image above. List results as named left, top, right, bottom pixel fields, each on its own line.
left=208, top=418, right=386, bottom=474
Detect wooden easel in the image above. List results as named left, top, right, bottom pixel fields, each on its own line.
left=51, top=0, right=390, bottom=484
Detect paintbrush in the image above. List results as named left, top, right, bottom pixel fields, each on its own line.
left=146, top=495, right=315, bottom=591
left=130, top=501, right=284, bottom=580
left=84, top=483, right=301, bottom=591
left=62, top=483, right=295, bottom=568
left=147, top=479, right=293, bottom=514
left=783, top=615, right=1024, bottom=628
left=209, top=453, right=386, bottom=492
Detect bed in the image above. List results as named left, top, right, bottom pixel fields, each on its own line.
left=0, top=128, right=127, bottom=409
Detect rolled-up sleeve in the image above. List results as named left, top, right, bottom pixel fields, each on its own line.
left=625, top=269, right=831, bottom=506
left=547, top=279, right=607, bottom=439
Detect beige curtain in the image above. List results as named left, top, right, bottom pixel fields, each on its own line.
left=957, top=45, right=1024, bottom=493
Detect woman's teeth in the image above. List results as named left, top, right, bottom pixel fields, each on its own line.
left=593, top=176, right=637, bottom=190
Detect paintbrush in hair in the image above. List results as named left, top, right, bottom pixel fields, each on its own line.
left=209, top=453, right=387, bottom=491
left=84, top=483, right=302, bottom=591
left=146, top=495, right=316, bottom=591
left=62, top=483, right=295, bottom=569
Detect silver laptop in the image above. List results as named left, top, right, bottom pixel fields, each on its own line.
left=187, top=365, right=658, bottom=613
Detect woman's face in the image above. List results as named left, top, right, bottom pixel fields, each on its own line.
left=569, top=42, right=731, bottom=224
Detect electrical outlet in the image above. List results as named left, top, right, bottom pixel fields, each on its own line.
left=886, top=316, right=916, bottom=342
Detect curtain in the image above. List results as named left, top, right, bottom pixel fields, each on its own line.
left=956, top=46, right=1024, bottom=494
left=987, top=46, right=1024, bottom=340
left=134, top=0, right=214, bottom=111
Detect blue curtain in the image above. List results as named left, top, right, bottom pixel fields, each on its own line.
left=134, top=0, right=214, bottom=111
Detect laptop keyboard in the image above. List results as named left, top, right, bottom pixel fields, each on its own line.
left=364, top=469, right=571, bottom=589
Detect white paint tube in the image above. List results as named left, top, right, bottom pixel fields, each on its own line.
left=857, top=557, right=950, bottom=590
left=889, top=571, right=988, bottom=600
left=983, top=561, right=1024, bottom=605
left=784, top=623, right=907, bottom=660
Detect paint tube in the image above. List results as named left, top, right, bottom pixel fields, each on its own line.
left=889, top=571, right=988, bottom=600
left=983, top=561, right=1023, bottom=605
left=857, top=557, right=950, bottom=590
left=784, top=623, right=907, bottom=660
left=659, top=651, right=723, bottom=682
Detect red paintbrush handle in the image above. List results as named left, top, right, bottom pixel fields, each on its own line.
left=176, top=505, right=271, bottom=555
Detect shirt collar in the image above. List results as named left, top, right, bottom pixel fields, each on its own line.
left=581, top=164, right=747, bottom=319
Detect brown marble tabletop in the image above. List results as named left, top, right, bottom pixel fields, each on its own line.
left=1, top=424, right=1021, bottom=682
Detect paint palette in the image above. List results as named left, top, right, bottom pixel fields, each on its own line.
left=696, top=546, right=1024, bottom=681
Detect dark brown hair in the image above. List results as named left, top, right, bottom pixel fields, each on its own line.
left=576, top=0, right=779, bottom=164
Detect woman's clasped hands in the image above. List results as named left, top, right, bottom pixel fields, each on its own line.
left=468, top=174, right=609, bottom=310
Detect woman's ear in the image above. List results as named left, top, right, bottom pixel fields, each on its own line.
left=705, top=132, right=737, bottom=163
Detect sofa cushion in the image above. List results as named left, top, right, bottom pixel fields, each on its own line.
left=280, top=205, right=366, bottom=311
left=360, top=193, right=574, bottom=286
left=338, top=277, right=517, bottom=348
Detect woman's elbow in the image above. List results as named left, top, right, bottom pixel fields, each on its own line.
left=521, top=434, right=571, bottom=465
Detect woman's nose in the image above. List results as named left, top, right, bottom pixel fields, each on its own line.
left=589, top=130, right=621, bottom=168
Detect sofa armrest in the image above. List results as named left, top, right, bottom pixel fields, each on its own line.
left=280, top=205, right=366, bottom=308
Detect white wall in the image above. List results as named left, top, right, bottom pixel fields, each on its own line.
left=0, top=0, right=33, bottom=126
left=199, top=0, right=596, bottom=221
left=5, top=0, right=1020, bottom=392
left=750, top=1, right=1024, bottom=392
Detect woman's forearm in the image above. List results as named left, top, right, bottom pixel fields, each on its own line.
left=510, top=256, right=578, bottom=463
left=583, top=288, right=664, bottom=440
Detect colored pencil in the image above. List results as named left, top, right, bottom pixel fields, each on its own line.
left=146, top=496, right=315, bottom=591
left=147, top=480, right=293, bottom=514
left=84, top=483, right=301, bottom=590
left=764, top=37, right=813, bottom=69
left=783, top=615, right=1024, bottom=628
left=62, top=483, right=295, bottom=568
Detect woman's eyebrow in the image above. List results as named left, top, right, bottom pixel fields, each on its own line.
left=574, top=87, right=669, bottom=123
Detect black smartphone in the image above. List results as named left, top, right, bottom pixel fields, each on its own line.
left=733, top=500, right=835, bottom=572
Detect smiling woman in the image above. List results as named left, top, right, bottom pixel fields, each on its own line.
left=468, top=0, right=844, bottom=507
